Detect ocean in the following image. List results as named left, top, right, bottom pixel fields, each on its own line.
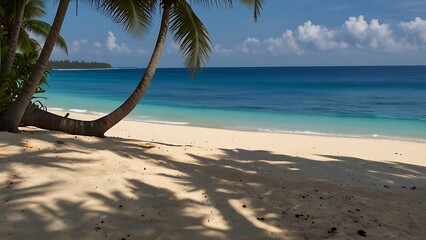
left=42, top=66, right=426, bottom=141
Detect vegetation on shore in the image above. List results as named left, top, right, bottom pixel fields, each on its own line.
left=48, top=60, right=112, bottom=69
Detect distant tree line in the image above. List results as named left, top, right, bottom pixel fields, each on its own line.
left=48, top=60, right=112, bottom=69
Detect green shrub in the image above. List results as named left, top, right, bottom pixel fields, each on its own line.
left=0, top=43, right=49, bottom=117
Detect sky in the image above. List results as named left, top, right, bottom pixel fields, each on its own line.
left=39, top=0, right=426, bottom=68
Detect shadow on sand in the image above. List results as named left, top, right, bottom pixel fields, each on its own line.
left=0, top=130, right=425, bottom=239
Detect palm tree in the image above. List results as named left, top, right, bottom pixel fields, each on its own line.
left=0, top=0, right=68, bottom=88
left=4, top=0, right=264, bottom=136
left=0, top=0, right=71, bottom=132
left=0, top=0, right=27, bottom=80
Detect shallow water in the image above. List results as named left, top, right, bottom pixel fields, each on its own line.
left=43, top=66, right=426, bottom=141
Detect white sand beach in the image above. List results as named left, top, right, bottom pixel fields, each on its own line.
left=0, top=111, right=425, bottom=239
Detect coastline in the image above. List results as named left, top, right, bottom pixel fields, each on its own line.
left=1, top=110, right=425, bottom=239
left=59, top=110, right=426, bottom=165
left=49, top=108, right=426, bottom=143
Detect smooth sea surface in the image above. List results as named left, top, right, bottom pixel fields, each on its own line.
left=43, top=66, right=426, bottom=141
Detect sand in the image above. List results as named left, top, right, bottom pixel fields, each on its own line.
left=0, top=111, right=425, bottom=239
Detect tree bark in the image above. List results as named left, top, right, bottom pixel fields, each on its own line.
left=20, top=2, right=172, bottom=137
left=0, top=0, right=27, bottom=79
left=0, top=0, right=70, bottom=132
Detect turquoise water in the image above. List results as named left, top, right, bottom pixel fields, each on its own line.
left=43, top=66, right=426, bottom=141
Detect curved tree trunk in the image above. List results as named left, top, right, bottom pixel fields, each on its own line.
left=0, top=0, right=27, bottom=79
left=0, top=0, right=70, bottom=132
left=21, top=2, right=172, bottom=137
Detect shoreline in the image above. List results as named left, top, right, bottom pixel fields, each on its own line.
left=49, top=109, right=426, bottom=143
left=50, top=110, right=426, bottom=166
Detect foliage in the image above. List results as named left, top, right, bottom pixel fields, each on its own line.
left=0, top=0, right=68, bottom=54
left=0, top=47, right=49, bottom=117
left=48, top=60, right=112, bottom=69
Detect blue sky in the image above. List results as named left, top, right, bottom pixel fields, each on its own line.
left=40, top=0, right=426, bottom=67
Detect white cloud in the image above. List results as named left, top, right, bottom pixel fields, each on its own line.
left=344, top=16, right=369, bottom=41
left=260, top=30, right=303, bottom=55
left=343, top=16, right=418, bottom=53
left=239, top=38, right=262, bottom=54
left=399, top=17, right=426, bottom=43
left=106, top=31, right=130, bottom=53
left=71, top=39, right=89, bottom=53
left=236, top=16, right=425, bottom=56
left=238, top=32, right=304, bottom=55
left=94, top=41, right=102, bottom=48
left=213, top=44, right=233, bottom=55
left=297, top=21, right=348, bottom=50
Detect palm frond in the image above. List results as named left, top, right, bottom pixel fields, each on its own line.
left=29, top=38, right=41, bottom=52
left=82, top=0, right=157, bottom=38
left=26, top=19, right=68, bottom=54
left=17, top=27, right=33, bottom=53
left=24, top=0, right=46, bottom=19
left=170, top=1, right=212, bottom=78
left=239, top=0, right=264, bottom=22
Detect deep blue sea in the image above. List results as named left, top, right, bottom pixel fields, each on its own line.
left=43, top=66, right=426, bottom=141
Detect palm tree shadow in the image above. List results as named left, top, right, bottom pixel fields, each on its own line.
left=1, top=132, right=425, bottom=239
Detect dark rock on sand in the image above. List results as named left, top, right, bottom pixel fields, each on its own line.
left=357, top=230, right=367, bottom=237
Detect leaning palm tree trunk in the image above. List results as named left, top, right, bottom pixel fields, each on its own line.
left=20, top=2, right=172, bottom=137
left=0, top=0, right=70, bottom=132
left=0, top=0, right=27, bottom=79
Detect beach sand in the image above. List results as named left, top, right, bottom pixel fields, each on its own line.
left=0, top=111, right=425, bottom=239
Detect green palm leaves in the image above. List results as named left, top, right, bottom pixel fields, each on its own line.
left=86, top=0, right=263, bottom=76
left=23, top=19, right=68, bottom=54
left=83, top=0, right=157, bottom=38
left=170, top=1, right=211, bottom=77
left=0, top=0, right=68, bottom=54
left=240, top=0, right=264, bottom=21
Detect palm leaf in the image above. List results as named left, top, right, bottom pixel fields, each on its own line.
left=24, top=0, right=46, bottom=19
left=29, top=38, right=41, bottom=52
left=239, top=0, right=264, bottom=22
left=26, top=19, right=68, bottom=54
left=83, top=0, right=157, bottom=38
left=170, top=0, right=212, bottom=78
left=17, top=28, right=33, bottom=53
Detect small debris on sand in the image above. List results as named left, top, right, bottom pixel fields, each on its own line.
left=357, top=230, right=367, bottom=237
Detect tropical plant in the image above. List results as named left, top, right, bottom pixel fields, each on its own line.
left=0, top=0, right=68, bottom=109
left=0, top=0, right=68, bottom=54
left=3, top=0, right=264, bottom=136
left=0, top=49, right=49, bottom=118
left=0, top=0, right=27, bottom=80
left=0, top=0, right=71, bottom=132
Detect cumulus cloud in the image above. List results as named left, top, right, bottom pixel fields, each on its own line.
left=213, top=44, right=233, bottom=55
left=239, top=38, right=262, bottom=54
left=236, top=16, right=426, bottom=55
left=106, top=31, right=130, bottom=53
left=71, top=39, right=88, bottom=53
left=94, top=41, right=102, bottom=48
left=342, top=16, right=416, bottom=53
left=399, top=17, right=426, bottom=43
left=239, top=31, right=304, bottom=55
left=298, top=21, right=348, bottom=50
